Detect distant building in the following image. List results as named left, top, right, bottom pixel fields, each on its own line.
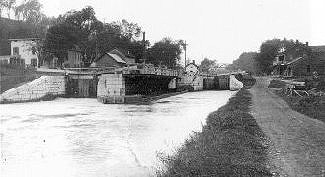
left=8, top=38, right=39, bottom=67
left=272, top=43, right=325, bottom=77
left=90, top=49, right=136, bottom=68
left=0, top=55, right=11, bottom=65
left=178, top=61, right=203, bottom=90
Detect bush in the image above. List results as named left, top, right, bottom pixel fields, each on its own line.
left=277, top=90, right=325, bottom=122
left=268, top=79, right=286, bottom=88
left=235, top=74, right=256, bottom=88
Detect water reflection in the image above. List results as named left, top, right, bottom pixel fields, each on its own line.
left=0, top=91, right=234, bottom=177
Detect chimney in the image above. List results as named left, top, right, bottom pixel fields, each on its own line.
left=192, top=60, right=195, bottom=64
left=305, top=42, right=309, bottom=46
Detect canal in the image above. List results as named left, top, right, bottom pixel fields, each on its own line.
left=0, top=91, right=235, bottom=177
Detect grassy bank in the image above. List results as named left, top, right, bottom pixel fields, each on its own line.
left=0, top=64, right=40, bottom=93
left=275, top=91, right=325, bottom=122
left=268, top=79, right=325, bottom=123
left=157, top=88, right=271, bottom=176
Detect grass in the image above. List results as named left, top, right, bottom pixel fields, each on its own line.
left=268, top=79, right=287, bottom=89
left=157, top=89, right=272, bottom=177
left=276, top=91, right=325, bottom=123
left=268, top=77, right=325, bottom=123
left=0, top=64, right=40, bottom=93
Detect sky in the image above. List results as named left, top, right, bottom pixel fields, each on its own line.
left=22, top=0, right=325, bottom=64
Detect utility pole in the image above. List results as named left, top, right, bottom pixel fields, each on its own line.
left=182, top=41, right=188, bottom=67
left=142, top=32, right=146, bottom=64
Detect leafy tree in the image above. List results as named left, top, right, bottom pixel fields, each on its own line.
left=147, top=38, right=183, bottom=68
left=44, top=6, right=104, bottom=65
left=44, top=7, right=147, bottom=66
left=228, top=52, right=258, bottom=74
left=1, top=0, right=16, bottom=19
left=14, top=0, right=42, bottom=23
left=199, top=58, right=216, bottom=73
left=111, top=19, right=142, bottom=40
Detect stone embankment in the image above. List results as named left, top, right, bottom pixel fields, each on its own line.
left=0, top=76, right=66, bottom=104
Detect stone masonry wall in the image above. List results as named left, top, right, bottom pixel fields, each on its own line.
left=229, top=75, right=243, bottom=91
left=0, top=76, right=66, bottom=103
left=97, top=74, right=125, bottom=103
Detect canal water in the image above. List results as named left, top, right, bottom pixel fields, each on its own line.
left=0, top=91, right=235, bottom=177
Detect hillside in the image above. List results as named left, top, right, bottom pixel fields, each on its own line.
left=0, top=17, right=39, bottom=55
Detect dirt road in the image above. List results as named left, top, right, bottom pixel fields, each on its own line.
left=250, top=77, right=325, bottom=177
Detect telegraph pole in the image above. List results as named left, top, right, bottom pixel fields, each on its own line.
left=183, top=41, right=188, bottom=67
left=142, top=32, right=146, bottom=64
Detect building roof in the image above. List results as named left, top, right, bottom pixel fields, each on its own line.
left=287, top=57, right=303, bottom=65
left=8, top=38, right=39, bottom=41
left=311, top=45, right=325, bottom=52
left=108, top=53, right=126, bottom=64
left=110, top=48, right=135, bottom=59
left=185, top=62, right=199, bottom=69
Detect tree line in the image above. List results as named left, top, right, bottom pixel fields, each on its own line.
left=1, top=1, right=185, bottom=68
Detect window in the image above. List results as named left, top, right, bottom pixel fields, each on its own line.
left=13, top=47, right=19, bottom=55
left=32, top=47, right=36, bottom=55
left=31, top=58, right=37, bottom=67
left=307, top=65, right=311, bottom=73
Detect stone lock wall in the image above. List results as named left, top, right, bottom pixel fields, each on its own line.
left=0, top=76, right=66, bottom=103
left=229, top=75, right=243, bottom=91
left=97, top=74, right=126, bottom=103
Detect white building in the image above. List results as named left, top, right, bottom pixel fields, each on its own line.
left=178, top=62, right=204, bottom=91
left=9, top=38, right=39, bottom=67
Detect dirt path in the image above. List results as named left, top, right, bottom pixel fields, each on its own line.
left=250, top=77, right=325, bottom=177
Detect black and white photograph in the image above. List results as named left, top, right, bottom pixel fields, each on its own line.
left=0, top=0, right=324, bottom=176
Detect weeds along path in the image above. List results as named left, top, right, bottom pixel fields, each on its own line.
left=158, top=88, right=272, bottom=177
left=250, top=77, right=325, bottom=176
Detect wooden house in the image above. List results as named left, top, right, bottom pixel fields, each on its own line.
left=90, top=49, right=136, bottom=68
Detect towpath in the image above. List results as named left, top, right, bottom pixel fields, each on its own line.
left=250, top=77, right=325, bottom=177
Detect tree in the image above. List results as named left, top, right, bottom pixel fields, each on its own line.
left=199, top=58, right=216, bottom=73
left=14, top=0, right=42, bottom=22
left=1, top=0, right=16, bottom=19
left=0, top=1, right=4, bottom=18
left=111, top=19, right=142, bottom=40
left=228, top=52, right=258, bottom=74
left=44, top=6, right=104, bottom=65
left=147, top=38, right=183, bottom=68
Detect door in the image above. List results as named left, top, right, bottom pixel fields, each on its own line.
left=78, top=79, right=90, bottom=97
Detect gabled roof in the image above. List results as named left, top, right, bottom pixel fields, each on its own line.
left=110, top=48, right=135, bottom=59
left=287, top=57, right=303, bottom=65
left=185, top=62, right=199, bottom=69
left=108, top=53, right=126, bottom=64
left=94, top=52, right=126, bottom=64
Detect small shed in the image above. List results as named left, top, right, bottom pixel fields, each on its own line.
left=91, top=49, right=136, bottom=68
left=91, top=52, right=127, bottom=68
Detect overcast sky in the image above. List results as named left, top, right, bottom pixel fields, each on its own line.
left=36, top=0, right=325, bottom=64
